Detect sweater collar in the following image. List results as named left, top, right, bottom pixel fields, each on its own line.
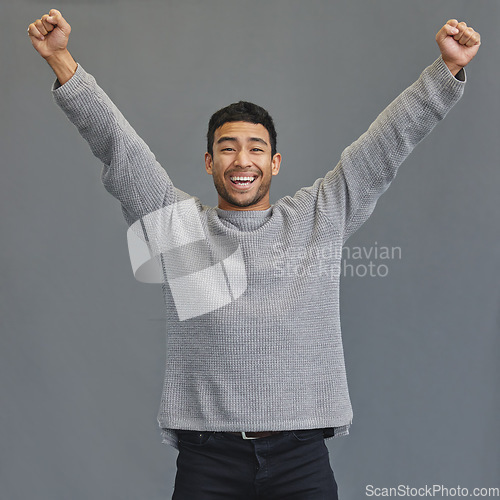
left=215, top=206, right=273, bottom=220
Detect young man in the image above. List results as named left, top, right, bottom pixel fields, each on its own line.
left=28, top=10, right=480, bottom=499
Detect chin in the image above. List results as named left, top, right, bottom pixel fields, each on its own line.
left=228, top=196, right=259, bottom=208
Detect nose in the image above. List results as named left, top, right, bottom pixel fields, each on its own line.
left=234, top=149, right=252, bottom=167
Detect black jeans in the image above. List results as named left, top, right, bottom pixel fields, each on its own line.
left=172, top=429, right=338, bottom=499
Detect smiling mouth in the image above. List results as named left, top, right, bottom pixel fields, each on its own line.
left=229, top=175, right=257, bottom=187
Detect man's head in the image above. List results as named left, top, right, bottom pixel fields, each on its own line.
left=207, top=101, right=277, bottom=158
left=205, top=101, right=281, bottom=211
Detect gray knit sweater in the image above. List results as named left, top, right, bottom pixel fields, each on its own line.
left=52, top=57, right=465, bottom=448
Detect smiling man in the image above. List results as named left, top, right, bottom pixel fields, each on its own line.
left=28, top=9, right=480, bottom=499
left=205, top=105, right=281, bottom=211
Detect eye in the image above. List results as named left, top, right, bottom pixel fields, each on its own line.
left=251, top=148, right=264, bottom=152
left=221, top=147, right=235, bottom=152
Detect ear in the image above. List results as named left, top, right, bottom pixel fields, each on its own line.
left=271, top=153, right=282, bottom=176
left=205, top=152, right=213, bottom=175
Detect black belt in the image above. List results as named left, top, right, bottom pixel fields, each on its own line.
left=228, top=431, right=282, bottom=440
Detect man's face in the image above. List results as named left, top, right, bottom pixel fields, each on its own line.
left=205, top=121, right=281, bottom=211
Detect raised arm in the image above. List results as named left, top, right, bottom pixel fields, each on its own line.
left=28, top=10, right=182, bottom=225
left=310, top=20, right=481, bottom=242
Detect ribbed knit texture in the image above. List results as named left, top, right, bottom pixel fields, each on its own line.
left=53, top=57, right=465, bottom=448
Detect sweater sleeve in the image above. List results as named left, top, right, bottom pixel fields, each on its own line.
left=308, top=56, right=466, bottom=243
left=52, top=65, right=179, bottom=225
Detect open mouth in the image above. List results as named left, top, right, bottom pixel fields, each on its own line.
left=229, top=175, right=257, bottom=187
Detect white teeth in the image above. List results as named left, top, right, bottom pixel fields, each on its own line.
left=230, top=176, right=256, bottom=182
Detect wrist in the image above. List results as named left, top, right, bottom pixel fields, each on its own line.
left=443, top=58, right=464, bottom=77
left=45, top=49, right=78, bottom=85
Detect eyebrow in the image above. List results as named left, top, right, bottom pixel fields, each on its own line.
left=217, top=136, right=269, bottom=147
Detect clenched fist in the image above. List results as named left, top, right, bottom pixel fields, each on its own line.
left=436, top=20, right=481, bottom=76
left=28, top=9, right=77, bottom=84
left=28, top=9, right=71, bottom=59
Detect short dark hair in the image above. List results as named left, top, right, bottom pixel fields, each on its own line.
left=207, top=101, right=277, bottom=157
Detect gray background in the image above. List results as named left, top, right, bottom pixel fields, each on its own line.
left=2, top=0, right=499, bottom=499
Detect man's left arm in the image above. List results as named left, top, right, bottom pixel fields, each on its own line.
left=311, top=20, right=481, bottom=242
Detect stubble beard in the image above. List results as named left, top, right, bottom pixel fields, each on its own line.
left=213, top=171, right=272, bottom=209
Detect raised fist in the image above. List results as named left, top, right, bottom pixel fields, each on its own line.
left=28, top=9, right=71, bottom=60
left=436, top=19, right=481, bottom=75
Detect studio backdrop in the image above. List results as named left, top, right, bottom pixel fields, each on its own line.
left=1, top=1, right=499, bottom=499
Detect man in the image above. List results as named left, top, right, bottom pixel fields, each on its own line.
left=28, top=10, right=480, bottom=499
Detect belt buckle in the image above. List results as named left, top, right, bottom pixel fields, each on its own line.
left=241, top=432, right=258, bottom=440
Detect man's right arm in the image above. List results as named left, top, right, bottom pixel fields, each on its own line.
left=28, top=10, right=180, bottom=224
